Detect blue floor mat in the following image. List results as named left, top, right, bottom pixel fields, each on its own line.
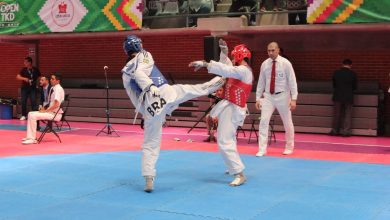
left=1, top=151, right=390, bottom=220
left=0, top=124, right=26, bottom=131
left=0, top=123, right=70, bottom=132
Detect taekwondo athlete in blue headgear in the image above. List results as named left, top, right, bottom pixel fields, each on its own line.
left=121, top=35, right=224, bottom=193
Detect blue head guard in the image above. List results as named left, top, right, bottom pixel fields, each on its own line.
left=124, top=35, right=142, bottom=55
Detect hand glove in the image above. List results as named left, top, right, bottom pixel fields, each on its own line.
left=188, top=60, right=208, bottom=72
left=219, top=39, right=228, bottom=55
left=148, top=85, right=160, bottom=97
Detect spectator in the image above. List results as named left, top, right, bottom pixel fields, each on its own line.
left=22, top=73, right=64, bottom=144
left=145, top=0, right=180, bottom=16
left=212, top=0, right=220, bottom=11
left=287, top=0, right=307, bottom=25
left=228, top=0, right=258, bottom=26
left=16, top=56, right=41, bottom=120
left=142, top=0, right=149, bottom=16
left=179, top=0, right=189, bottom=13
left=188, top=0, right=212, bottom=27
left=261, top=0, right=286, bottom=11
left=330, top=59, right=358, bottom=137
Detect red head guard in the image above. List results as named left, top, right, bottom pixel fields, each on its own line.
left=231, top=44, right=251, bottom=64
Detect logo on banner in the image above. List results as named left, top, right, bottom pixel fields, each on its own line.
left=51, top=0, right=73, bottom=27
left=38, top=0, right=88, bottom=32
left=0, top=1, right=20, bottom=28
left=58, top=1, right=67, bottom=14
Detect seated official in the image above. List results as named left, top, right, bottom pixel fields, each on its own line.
left=22, top=73, right=65, bottom=144
left=204, top=87, right=224, bottom=142
left=36, top=76, right=52, bottom=131
left=38, top=76, right=52, bottom=110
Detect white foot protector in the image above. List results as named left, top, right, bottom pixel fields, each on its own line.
left=144, top=176, right=154, bottom=193
left=229, top=173, right=246, bottom=186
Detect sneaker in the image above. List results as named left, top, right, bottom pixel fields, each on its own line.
left=20, top=116, right=26, bottom=121
left=144, top=176, right=154, bottom=193
left=21, top=138, right=28, bottom=141
left=229, top=172, right=246, bottom=186
left=329, top=129, right=339, bottom=136
left=340, top=131, right=351, bottom=137
left=283, top=148, right=294, bottom=155
left=22, top=139, right=37, bottom=145
left=203, top=136, right=211, bottom=142
left=256, top=148, right=267, bottom=157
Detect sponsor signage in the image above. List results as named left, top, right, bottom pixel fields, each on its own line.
left=307, top=0, right=390, bottom=24
left=0, top=0, right=143, bottom=34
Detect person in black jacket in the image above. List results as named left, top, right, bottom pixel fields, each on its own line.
left=38, top=76, right=52, bottom=110
left=330, top=59, right=357, bottom=137
left=36, top=75, right=51, bottom=131
left=16, top=57, right=41, bottom=120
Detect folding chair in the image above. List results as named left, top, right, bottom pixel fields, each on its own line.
left=236, top=126, right=246, bottom=138
left=55, top=94, right=71, bottom=131
left=248, top=115, right=276, bottom=145
left=37, top=103, right=64, bottom=143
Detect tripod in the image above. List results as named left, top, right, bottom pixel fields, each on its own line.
left=187, top=95, right=221, bottom=133
left=96, top=66, right=119, bottom=137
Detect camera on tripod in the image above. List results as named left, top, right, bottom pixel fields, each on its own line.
left=208, top=93, right=222, bottom=103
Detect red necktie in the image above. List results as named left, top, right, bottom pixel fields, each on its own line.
left=270, top=60, right=276, bottom=94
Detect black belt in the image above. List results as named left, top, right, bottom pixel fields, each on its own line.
left=274, top=91, right=284, bottom=95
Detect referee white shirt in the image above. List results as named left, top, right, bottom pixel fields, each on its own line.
left=256, top=55, right=298, bottom=100
left=255, top=51, right=298, bottom=156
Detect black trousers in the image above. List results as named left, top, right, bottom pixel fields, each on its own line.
left=21, top=87, right=38, bottom=117
left=331, top=101, right=352, bottom=135
left=228, top=0, right=258, bottom=23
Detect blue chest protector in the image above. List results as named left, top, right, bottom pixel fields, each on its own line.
left=129, top=65, right=168, bottom=96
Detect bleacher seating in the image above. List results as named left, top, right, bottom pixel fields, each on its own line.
left=17, top=78, right=380, bottom=136
left=142, top=0, right=292, bottom=29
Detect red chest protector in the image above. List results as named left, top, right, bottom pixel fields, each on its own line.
left=222, top=78, right=252, bottom=108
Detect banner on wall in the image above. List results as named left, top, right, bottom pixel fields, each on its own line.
left=0, top=0, right=143, bottom=34
left=307, top=0, right=390, bottom=24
